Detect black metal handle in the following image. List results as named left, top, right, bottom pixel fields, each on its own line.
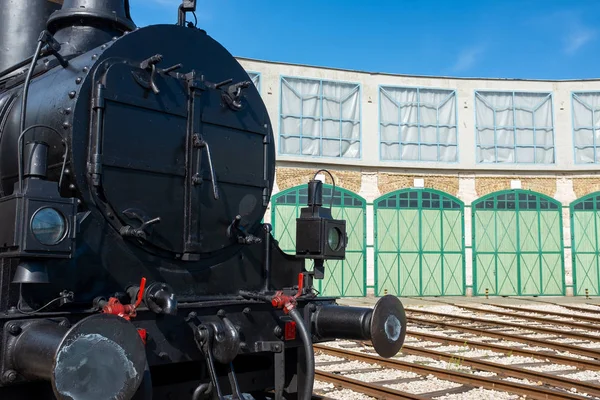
left=193, top=134, right=219, bottom=200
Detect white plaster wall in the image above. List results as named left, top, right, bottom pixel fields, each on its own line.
left=358, top=173, right=379, bottom=289
left=238, top=57, right=600, bottom=174
left=555, top=176, right=576, bottom=294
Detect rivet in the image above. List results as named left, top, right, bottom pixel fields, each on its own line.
left=92, top=54, right=97, bottom=59
left=82, top=67, right=89, bottom=73
left=243, top=307, right=251, bottom=315
left=3, top=370, right=17, bottom=383
left=69, top=184, right=75, bottom=190
left=273, top=326, right=282, bottom=337
left=76, top=199, right=82, bottom=205
left=65, top=107, right=72, bottom=115
left=217, top=309, right=226, bottom=317
left=75, top=77, right=82, bottom=84
left=101, top=44, right=107, bottom=50
left=68, top=91, right=76, bottom=98
left=158, top=352, right=169, bottom=360
left=112, top=36, right=118, bottom=41
left=64, top=168, right=70, bottom=175
left=7, top=323, right=21, bottom=336
left=63, top=122, right=70, bottom=129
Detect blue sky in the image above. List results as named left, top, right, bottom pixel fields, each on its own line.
left=130, top=0, right=600, bottom=80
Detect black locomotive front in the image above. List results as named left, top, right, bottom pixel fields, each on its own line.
left=0, top=1, right=407, bottom=399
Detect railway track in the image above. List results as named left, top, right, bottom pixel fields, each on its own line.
left=511, top=297, right=600, bottom=314
left=412, top=301, right=600, bottom=332
left=315, top=370, right=428, bottom=400
left=407, top=314, right=600, bottom=359
left=482, top=303, right=600, bottom=324
left=315, top=300, right=600, bottom=399
left=407, top=329, right=600, bottom=370
left=314, top=344, right=595, bottom=400
left=406, top=307, right=600, bottom=343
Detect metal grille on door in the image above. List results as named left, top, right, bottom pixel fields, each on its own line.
left=374, top=189, right=465, bottom=296
left=571, top=193, right=600, bottom=296
left=472, top=190, right=564, bottom=296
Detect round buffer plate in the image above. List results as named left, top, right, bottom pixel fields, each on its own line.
left=52, top=314, right=147, bottom=400
left=370, top=295, right=407, bottom=358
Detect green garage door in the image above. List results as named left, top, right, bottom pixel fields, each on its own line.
left=374, top=189, right=465, bottom=296
left=271, top=185, right=366, bottom=297
left=473, top=190, right=564, bottom=296
left=571, top=193, right=600, bottom=296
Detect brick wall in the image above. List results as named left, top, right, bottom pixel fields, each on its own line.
left=475, top=177, right=557, bottom=198
left=275, top=167, right=362, bottom=192
left=377, top=173, right=460, bottom=196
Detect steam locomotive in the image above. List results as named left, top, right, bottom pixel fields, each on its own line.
left=0, top=1, right=407, bottom=399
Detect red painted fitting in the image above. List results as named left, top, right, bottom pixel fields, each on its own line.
left=137, top=328, right=148, bottom=345
left=102, top=277, right=147, bottom=320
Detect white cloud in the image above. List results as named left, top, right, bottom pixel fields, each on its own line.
left=529, top=9, right=597, bottom=55
left=450, top=46, right=485, bottom=73
left=564, top=25, right=596, bottom=55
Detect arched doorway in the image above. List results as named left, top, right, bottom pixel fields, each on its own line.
left=374, top=189, right=465, bottom=296
left=472, top=190, right=564, bottom=296
left=271, top=185, right=366, bottom=297
left=571, top=193, right=600, bottom=295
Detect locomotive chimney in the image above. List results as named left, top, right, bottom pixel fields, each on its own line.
left=47, top=0, right=136, bottom=57
left=0, top=0, right=63, bottom=72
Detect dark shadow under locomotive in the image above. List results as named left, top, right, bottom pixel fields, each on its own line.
left=0, top=1, right=407, bottom=399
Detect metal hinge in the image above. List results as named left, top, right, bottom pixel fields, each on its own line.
left=92, top=84, right=105, bottom=110
left=185, top=70, right=206, bottom=91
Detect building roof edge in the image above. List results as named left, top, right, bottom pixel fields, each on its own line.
left=235, top=56, right=600, bottom=83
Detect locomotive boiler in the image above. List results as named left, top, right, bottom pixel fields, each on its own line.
left=0, top=1, right=407, bottom=399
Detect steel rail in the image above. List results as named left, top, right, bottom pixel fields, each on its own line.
left=408, top=315, right=600, bottom=360
left=424, top=302, right=600, bottom=332
left=400, top=344, right=600, bottom=397
left=483, top=303, right=600, bottom=324
left=406, top=307, right=600, bottom=343
left=406, top=330, right=600, bottom=370
left=314, top=345, right=590, bottom=400
left=408, top=300, right=600, bottom=333
left=513, top=298, right=600, bottom=315
left=314, top=370, right=429, bottom=400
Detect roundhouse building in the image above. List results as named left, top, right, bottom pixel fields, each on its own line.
left=239, top=57, right=600, bottom=298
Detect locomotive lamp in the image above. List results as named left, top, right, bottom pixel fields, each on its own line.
left=0, top=138, right=77, bottom=283
left=295, top=175, right=347, bottom=279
